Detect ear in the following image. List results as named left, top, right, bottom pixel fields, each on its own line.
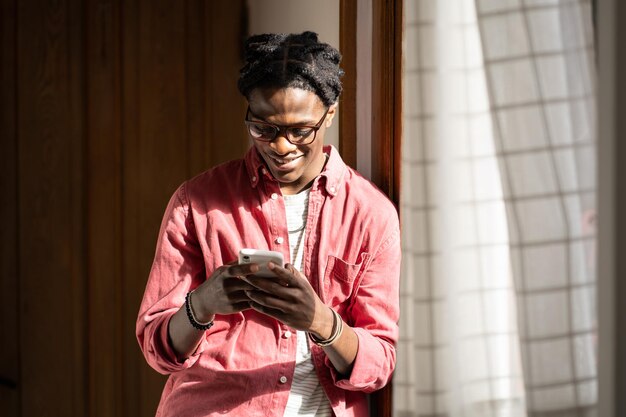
left=324, top=103, right=338, bottom=128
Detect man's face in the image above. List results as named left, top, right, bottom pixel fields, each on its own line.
left=246, top=87, right=336, bottom=195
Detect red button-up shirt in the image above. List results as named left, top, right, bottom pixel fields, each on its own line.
left=136, top=145, right=401, bottom=417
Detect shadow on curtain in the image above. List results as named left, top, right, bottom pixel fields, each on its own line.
left=394, top=0, right=597, bottom=416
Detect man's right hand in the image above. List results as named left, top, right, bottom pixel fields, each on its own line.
left=189, top=262, right=261, bottom=322
left=168, top=262, right=261, bottom=361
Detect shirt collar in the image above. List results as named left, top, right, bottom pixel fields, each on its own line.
left=244, top=145, right=347, bottom=196
left=317, top=145, right=346, bottom=196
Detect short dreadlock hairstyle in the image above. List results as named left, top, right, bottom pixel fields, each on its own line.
left=238, top=31, right=344, bottom=107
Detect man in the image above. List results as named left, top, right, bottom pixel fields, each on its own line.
left=137, top=31, right=400, bottom=417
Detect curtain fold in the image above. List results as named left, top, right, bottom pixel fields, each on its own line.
left=394, top=1, right=596, bottom=416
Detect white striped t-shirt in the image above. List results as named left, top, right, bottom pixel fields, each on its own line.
left=282, top=189, right=333, bottom=417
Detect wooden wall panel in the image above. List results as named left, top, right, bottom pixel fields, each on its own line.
left=205, top=2, right=249, bottom=166
left=186, top=0, right=210, bottom=176
left=119, top=1, right=156, bottom=416
left=1, top=1, right=247, bottom=416
left=339, top=0, right=357, bottom=168
left=123, top=1, right=192, bottom=415
left=371, top=0, right=402, bottom=205
left=370, top=1, right=403, bottom=416
left=0, top=0, right=19, bottom=414
left=86, top=0, right=123, bottom=415
left=119, top=1, right=248, bottom=415
left=120, top=2, right=172, bottom=416
left=16, top=0, right=87, bottom=415
left=119, top=0, right=144, bottom=414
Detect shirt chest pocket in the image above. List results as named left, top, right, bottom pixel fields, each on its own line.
left=322, top=252, right=371, bottom=307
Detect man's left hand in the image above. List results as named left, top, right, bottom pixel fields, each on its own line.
left=244, top=263, right=333, bottom=339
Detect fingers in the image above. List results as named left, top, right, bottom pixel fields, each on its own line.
left=223, top=278, right=256, bottom=292
left=248, top=300, right=287, bottom=321
left=266, top=262, right=306, bottom=286
left=225, top=263, right=259, bottom=277
left=271, top=262, right=299, bottom=275
left=222, top=279, right=255, bottom=305
left=244, top=276, right=290, bottom=295
left=247, top=289, right=315, bottom=330
left=244, top=263, right=316, bottom=296
left=246, top=290, right=289, bottom=314
left=231, top=301, right=252, bottom=312
left=200, top=262, right=308, bottom=318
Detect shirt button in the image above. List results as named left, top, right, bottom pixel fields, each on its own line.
left=275, top=237, right=284, bottom=244
left=271, top=193, right=279, bottom=200
left=279, top=376, right=288, bottom=384
left=261, top=168, right=267, bottom=175
left=283, top=330, right=292, bottom=339
left=251, top=176, right=257, bottom=182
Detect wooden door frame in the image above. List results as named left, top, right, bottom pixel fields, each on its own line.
left=340, top=1, right=403, bottom=416
left=598, top=0, right=626, bottom=416
left=340, top=0, right=402, bottom=202
left=370, top=0, right=402, bottom=206
left=339, top=0, right=357, bottom=169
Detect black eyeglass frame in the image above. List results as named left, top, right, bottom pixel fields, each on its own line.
left=244, top=106, right=330, bottom=145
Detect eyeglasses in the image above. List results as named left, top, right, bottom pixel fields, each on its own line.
left=244, top=106, right=329, bottom=145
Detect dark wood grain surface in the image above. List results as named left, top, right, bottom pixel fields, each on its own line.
left=1, top=1, right=246, bottom=415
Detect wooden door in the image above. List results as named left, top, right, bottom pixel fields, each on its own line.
left=0, top=1, right=247, bottom=416
left=340, top=1, right=403, bottom=416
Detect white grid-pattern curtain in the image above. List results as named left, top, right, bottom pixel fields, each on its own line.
left=394, top=1, right=597, bottom=416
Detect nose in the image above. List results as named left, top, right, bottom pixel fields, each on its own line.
left=270, top=132, right=297, bottom=155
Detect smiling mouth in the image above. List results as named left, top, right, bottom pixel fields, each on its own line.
left=268, top=154, right=303, bottom=166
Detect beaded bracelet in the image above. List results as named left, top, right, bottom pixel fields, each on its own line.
left=308, top=308, right=344, bottom=347
left=185, top=290, right=214, bottom=331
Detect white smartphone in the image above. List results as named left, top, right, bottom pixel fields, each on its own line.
left=238, top=248, right=284, bottom=278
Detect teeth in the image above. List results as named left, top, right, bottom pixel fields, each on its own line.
left=272, top=156, right=299, bottom=164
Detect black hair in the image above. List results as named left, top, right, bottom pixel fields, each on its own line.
left=238, top=31, right=344, bottom=107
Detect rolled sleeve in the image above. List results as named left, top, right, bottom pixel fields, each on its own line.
left=136, top=183, right=207, bottom=374
left=327, top=227, right=401, bottom=392
left=138, top=309, right=209, bottom=374
left=326, top=327, right=396, bottom=392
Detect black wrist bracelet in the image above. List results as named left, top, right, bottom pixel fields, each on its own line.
left=185, top=291, right=214, bottom=331
left=308, top=308, right=343, bottom=347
